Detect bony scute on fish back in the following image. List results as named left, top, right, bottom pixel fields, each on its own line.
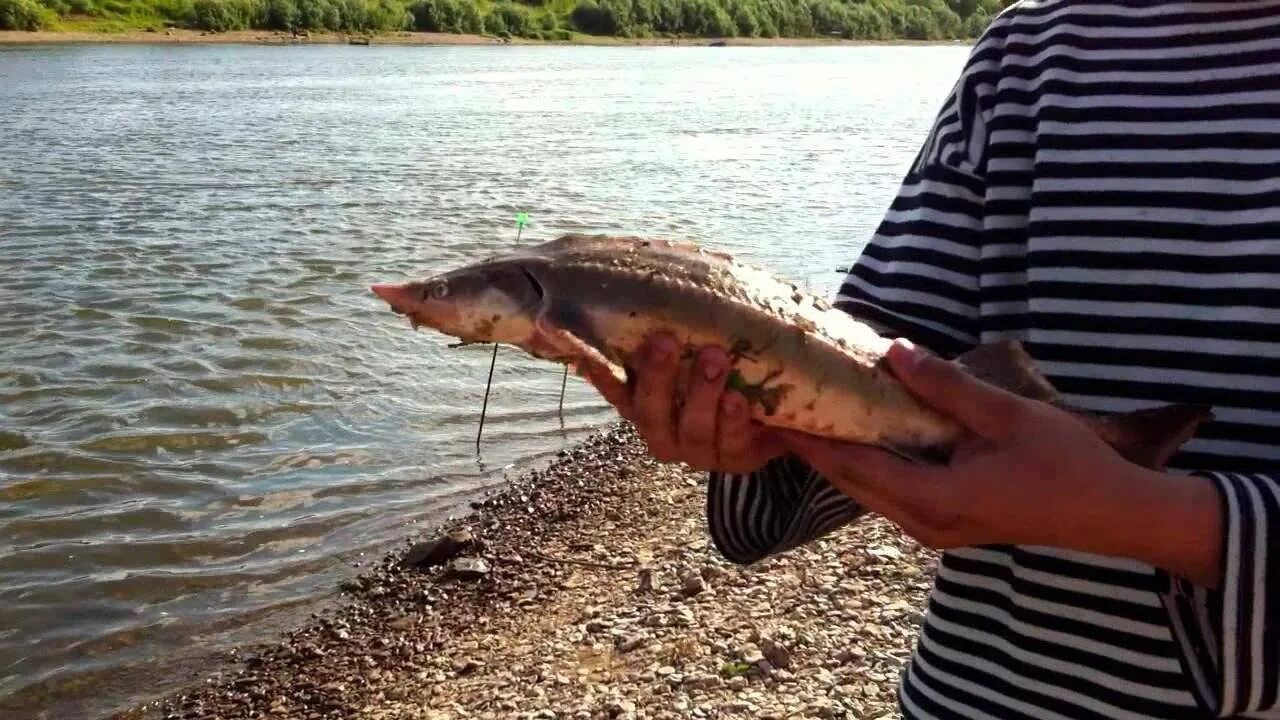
left=371, top=233, right=1214, bottom=470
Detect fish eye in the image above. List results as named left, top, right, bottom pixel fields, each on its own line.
left=429, top=282, right=449, bottom=300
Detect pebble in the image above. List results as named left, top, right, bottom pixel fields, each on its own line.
left=448, top=557, right=491, bottom=580
left=683, top=673, right=721, bottom=690
left=679, top=570, right=706, bottom=597
left=401, top=527, right=474, bottom=569
left=635, top=568, right=654, bottom=594
left=761, top=637, right=792, bottom=669
left=605, top=699, right=636, bottom=716
left=618, top=634, right=649, bottom=653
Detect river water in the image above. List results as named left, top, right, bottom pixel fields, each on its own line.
left=0, top=41, right=970, bottom=719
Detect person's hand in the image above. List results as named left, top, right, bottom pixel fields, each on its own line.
left=576, top=331, right=785, bottom=474
left=776, top=339, right=1223, bottom=586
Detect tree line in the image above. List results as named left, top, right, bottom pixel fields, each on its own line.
left=2, top=0, right=1013, bottom=42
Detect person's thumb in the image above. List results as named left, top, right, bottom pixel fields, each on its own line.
left=886, top=339, right=1025, bottom=439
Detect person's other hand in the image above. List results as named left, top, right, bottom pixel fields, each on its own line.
left=775, top=339, right=1222, bottom=587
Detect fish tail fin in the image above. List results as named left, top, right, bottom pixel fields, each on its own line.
left=952, top=341, right=1213, bottom=470
left=1084, top=403, right=1215, bottom=471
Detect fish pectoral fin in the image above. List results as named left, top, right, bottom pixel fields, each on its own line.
left=1084, top=403, right=1215, bottom=471
left=533, top=324, right=627, bottom=387
left=953, top=340, right=1061, bottom=404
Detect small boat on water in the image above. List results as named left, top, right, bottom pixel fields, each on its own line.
left=349, top=36, right=370, bottom=45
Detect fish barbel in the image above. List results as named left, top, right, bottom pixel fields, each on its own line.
left=371, top=234, right=1212, bottom=469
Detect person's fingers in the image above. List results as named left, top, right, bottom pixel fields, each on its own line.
left=715, top=391, right=768, bottom=472
left=885, top=340, right=1026, bottom=439
left=677, top=346, right=730, bottom=469
left=575, top=356, right=633, bottom=419
left=630, top=332, right=682, bottom=459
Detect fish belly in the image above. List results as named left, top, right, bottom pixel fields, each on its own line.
left=576, top=306, right=961, bottom=452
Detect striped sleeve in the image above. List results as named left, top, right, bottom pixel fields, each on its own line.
left=706, top=38, right=999, bottom=564
left=1158, top=471, right=1280, bottom=716
left=706, top=456, right=866, bottom=564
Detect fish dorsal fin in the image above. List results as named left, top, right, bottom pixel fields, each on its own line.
left=532, top=234, right=738, bottom=264
left=953, top=340, right=1061, bottom=404
left=532, top=234, right=631, bottom=255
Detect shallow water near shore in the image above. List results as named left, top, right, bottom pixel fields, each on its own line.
left=0, top=42, right=969, bottom=719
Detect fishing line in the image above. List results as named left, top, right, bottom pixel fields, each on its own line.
left=475, top=212, right=571, bottom=448
left=476, top=211, right=528, bottom=450
left=558, top=362, right=568, bottom=423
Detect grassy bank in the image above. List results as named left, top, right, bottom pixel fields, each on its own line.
left=1, top=0, right=1013, bottom=43
left=0, top=27, right=974, bottom=43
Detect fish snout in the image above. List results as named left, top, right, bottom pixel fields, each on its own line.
left=371, top=283, right=416, bottom=315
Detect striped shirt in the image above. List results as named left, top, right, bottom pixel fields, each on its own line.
left=705, top=2, right=1280, bottom=718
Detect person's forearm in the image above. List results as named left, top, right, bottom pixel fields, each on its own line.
left=1060, top=466, right=1224, bottom=589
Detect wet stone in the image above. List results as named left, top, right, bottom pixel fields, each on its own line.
left=448, top=557, right=491, bottom=580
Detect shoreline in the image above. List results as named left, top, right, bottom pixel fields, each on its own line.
left=0, top=28, right=970, bottom=47
left=115, top=422, right=936, bottom=720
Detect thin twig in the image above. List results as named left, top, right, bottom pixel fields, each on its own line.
left=476, top=343, right=499, bottom=450
left=557, top=365, right=568, bottom=420
left=476, top=220, right=525, bottom=449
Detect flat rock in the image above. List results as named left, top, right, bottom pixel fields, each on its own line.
left=448, top=557, right=491, bottom=580
left=761, top=637, right=792, bottom=669
left=679, top=570, right=706, bottom=597
left=402, top=527, right=475, bottom=569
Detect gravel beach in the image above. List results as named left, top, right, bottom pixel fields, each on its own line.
left=123, top=422, right=936, bottom=720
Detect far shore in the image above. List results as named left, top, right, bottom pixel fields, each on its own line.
left=0, top=28, right=969, bottom=47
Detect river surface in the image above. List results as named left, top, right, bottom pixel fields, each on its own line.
left=0, top=41, right=970, bottom=719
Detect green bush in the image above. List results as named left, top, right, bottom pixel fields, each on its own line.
left=729, top=3, right=755, bottom=36
left=569, top=0, right=616, bottom=34
left=296, top=0, right=338, bottom=28
left=489, top=1, right=531, bottom=35
left=895, top=3, right=933, bottom=38
left=192, top=0, right=256, bottom=30
left=0, top=0, right=54, bottom=29
left=261, top=0, right=297, bottom=28
left=411, top=0, right=462, bottom=31
left=961, top=6, right=987, bottom=35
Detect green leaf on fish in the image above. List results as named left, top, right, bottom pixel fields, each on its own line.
left=726, top=368, right=749, bottom=392
left=724, top=368, right=791, bottom=416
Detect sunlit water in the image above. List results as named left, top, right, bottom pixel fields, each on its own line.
left=0, top=42, right=970, bottom=719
